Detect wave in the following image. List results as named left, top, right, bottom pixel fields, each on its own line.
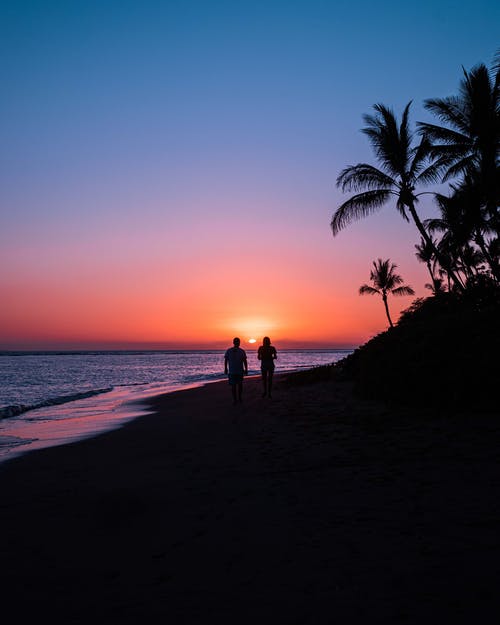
left=0, top=387, right=114, bottom=420
left=115, top=382, right=150, bottom=387
left=0, top=435, right=38, bottom=449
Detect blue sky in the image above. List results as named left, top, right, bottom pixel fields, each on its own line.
left=2, top=0, right=498, bottom=230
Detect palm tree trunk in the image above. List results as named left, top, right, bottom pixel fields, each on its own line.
left=425, top=259, right=436, bottom=285
left=459, top=252, right=474, bottom=281
left=407, top=201, right=465, bottom=292
left=382, top=293, right=394, bottom=328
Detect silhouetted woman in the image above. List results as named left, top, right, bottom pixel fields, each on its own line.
left=257, top=336, right=277, bottom=398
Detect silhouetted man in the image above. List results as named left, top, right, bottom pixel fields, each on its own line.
left=224, top=337, right=248, bottom=404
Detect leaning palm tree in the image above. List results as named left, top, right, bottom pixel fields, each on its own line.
left=359, top=259, right=415, bottom=329
left=331, top=102, right=464, bottom=291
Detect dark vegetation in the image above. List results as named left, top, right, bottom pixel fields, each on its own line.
left=339, top=291, right=500, bottom=411
left=285, top=289, right=499, bottom=412
left=324, top=50, right=500, bottom=411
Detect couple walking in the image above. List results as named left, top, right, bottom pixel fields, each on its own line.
left=224, top=337, right=277, bottom=404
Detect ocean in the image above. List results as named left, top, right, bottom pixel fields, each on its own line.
left=0, top=349, right=352, bottom=462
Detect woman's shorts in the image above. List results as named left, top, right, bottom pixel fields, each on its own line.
left=228, top=374, right=243, bottom=385
left=261, top=364, right=275, bottom=372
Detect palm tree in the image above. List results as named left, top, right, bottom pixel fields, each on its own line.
left=418, top=58, right=500, bottom=231
left=429, top=183, right=499, bottom=283
left=359, top=258, right=415, bottom=328
left=331, top=102, right=465, bottom=291
left=415, top=237, right=443, bottom=293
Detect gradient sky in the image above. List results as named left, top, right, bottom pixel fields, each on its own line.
left=1, top=0, right=499, bottom=349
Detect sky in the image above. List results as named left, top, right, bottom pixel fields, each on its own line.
left=1, top=0, right=499, bottom=349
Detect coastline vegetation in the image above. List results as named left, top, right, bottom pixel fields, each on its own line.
left=327, top=50, right=500, bottom=411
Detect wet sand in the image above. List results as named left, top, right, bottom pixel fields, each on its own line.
left=1, top=374, right=499, bottom=623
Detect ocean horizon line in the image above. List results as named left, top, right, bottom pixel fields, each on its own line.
left=1, top=346, right=357, bottom=355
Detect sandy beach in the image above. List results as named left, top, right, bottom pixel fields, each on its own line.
left=1, top=373, right=499, bottom=624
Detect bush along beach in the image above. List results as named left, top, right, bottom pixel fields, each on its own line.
left=339, top=291, right=500, bottom=411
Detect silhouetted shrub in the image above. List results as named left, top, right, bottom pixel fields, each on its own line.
left=340, top=294, right=500, bottom=411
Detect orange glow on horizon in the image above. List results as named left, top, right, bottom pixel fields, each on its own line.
left=0, top=266, right=425, bottom=350
left=1, top=217, right=429, bottom=350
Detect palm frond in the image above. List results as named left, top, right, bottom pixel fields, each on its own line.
left=423, top=97, right=469, bottom=134
left=362, top=103, right=411, bottom=177
left=359, top=284, right=380, bottom=296
left=330, top=190, right=392, bottom=235
left=425, top=216, right=447, bottom=233
left=336, top=163, right=396, bottom=192
left=442, top=155, right=477, bottom=181
left=395, top=197, right=410, bottom=221
left=493, top=48, right=500, bottom=73
left=388, top=272, right=404, bottom=287
left=426, top=144, right=473, bottom=161
left=409, top=136, right=441, bottom=183
left=370, top=258, right=398, bottom=289
left=391, top=285, right=415, bottom=296
left=493, top=48, right=500, bottom=93
left=399, top=101, right=413, bottom=159
left=417, top=122, right=469, bottom=146
left=414, top=163, right=444, bottom=185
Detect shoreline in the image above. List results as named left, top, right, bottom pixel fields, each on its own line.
left=0, top=377, right=230, bottom=464
left=0, top=349, right=349, bottom=463
left=1, top=374, right=499, bottom=623
left=0, top=371, right=298, bottom=464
